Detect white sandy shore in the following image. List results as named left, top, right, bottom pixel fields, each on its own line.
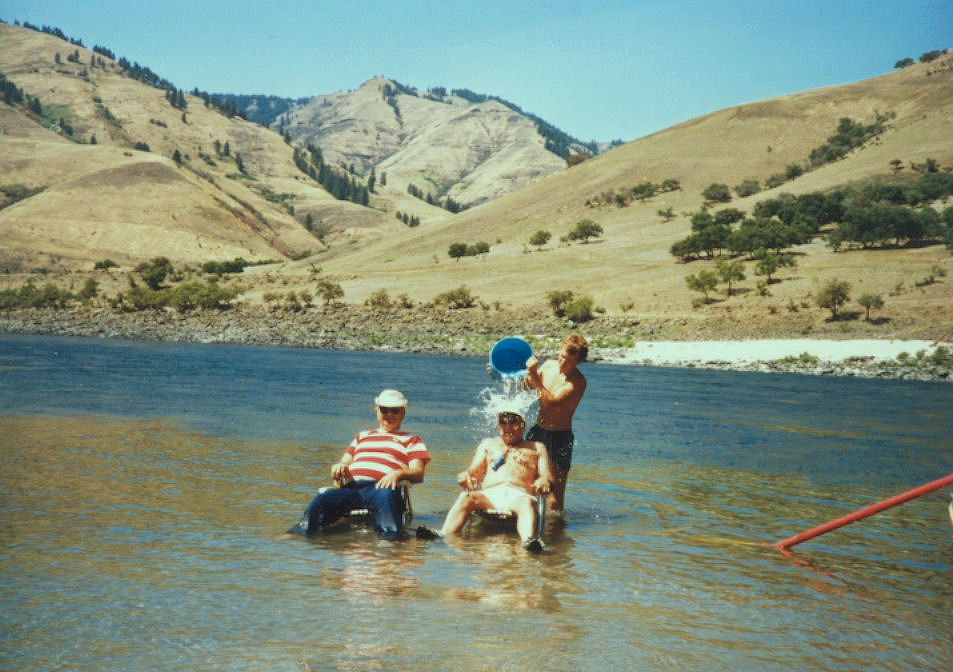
left=598, top=339, right=943, bottom=366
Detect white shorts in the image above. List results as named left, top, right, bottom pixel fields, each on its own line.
left=481, top=484, right=534, bottom=513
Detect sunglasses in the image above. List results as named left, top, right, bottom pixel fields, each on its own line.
left=379, top=407, right=404, bottom=415
left=498, top=416, right=523, bottom=426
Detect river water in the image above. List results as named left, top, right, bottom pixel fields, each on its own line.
left=1, top=334, right=951, bottom=671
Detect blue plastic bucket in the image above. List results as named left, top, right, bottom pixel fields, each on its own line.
left=489, top=337, right=533, bottom=380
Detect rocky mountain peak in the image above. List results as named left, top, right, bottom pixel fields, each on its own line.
left=274, top=77, right=570, bottom=208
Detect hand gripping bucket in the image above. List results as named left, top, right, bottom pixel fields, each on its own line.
left=489, top=337, right=533, bottom=381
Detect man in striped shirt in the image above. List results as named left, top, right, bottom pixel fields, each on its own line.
left=288, top=389, right=431, bottom=540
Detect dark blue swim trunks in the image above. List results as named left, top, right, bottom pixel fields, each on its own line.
left=526, top=424, right=574, bottom=472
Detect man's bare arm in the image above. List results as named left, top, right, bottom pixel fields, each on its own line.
left=532, top=442, right=553, bottom=494
left=540, top=376, right=584, bottom=404
left=377, top=458, right=426, bottom=489
left=458, top=440, right=489, bottom=488
left=331, top=451, right=355, bottom=481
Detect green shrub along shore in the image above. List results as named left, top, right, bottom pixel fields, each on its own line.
left=1, top=258, right=950, bottom=380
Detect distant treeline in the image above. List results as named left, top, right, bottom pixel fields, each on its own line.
left=394, top=211, right=421, bottom=227
left=9, top=20, right=85, bottom=46
left=406, top=184, right=465, bottom=213
left=0, top=71, right=40, bottom=114
left=212, top=94, right=311, bottom=127
left=9, top=18, right=246, bottom=120
left=671, top=170, right=953, bottom=261
left=827, top=172, right=953, bottom=250
left=808, top=117, right=887, bottom=168
left=293, top=144, right=369, bottom=207
left=894, top=49, right=950, bottom=69
left=449, top=87, right=598, bottom=159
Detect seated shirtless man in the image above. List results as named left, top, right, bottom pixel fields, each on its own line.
left=418, top=408, right=552, bottom=552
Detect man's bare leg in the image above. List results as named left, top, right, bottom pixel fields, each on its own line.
left=513, top=496, right=538, bottom=542
left=438, top=491, right=492, bottom=536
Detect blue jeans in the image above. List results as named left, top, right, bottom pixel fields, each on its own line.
left=291, top=480, right=406, bottom=540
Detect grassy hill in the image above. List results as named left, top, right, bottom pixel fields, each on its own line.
left=0, top=22, right=403, bottom=271
left=292, top=51, right=953, bottom=339
left=1, top=19, right=951, bottom=341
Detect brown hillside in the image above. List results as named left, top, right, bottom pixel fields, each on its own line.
left=277, top=77, right=569, bottom=209
left=0, top=23, right=401, bottom=271
left=286, top=53, right=953, bottom=338
left=1, top=20, right=950, bottom=341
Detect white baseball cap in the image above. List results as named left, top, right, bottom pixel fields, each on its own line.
left=496, top=403, right=524, bottom=421
left=375, top=389, right=408, bottom=407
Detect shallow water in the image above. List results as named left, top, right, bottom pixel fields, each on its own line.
left=1, top=334, right=951, bottom=671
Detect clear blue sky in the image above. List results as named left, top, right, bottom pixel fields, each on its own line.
left=3, top=0, right=950, bottom=142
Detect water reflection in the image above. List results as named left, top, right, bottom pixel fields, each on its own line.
left=438, top=534, right=571, bottom=613
left=311, top=538, right=424, bottom=599
left=777, top=547, right=871, bottom=600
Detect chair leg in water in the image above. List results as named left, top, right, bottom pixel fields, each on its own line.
left=523, top=537, right=544, bottom=554
left=415, top=526, right=442, bottom=540
left=470, top=494, right=547, bottom=552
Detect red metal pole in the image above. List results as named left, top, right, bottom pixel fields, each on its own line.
left=775, top=472, right=953, bottom=550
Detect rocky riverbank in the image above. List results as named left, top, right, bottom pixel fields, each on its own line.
left=1, top=305, right=950, bottom=382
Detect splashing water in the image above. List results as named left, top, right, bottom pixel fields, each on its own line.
left=469, top=373, right=539, bottom=435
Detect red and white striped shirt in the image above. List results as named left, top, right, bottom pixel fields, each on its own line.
left=346, top=429, right=430, bottom=482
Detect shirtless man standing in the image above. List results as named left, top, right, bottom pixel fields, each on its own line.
left=523, top=334, right=588, bottom=514
left=420, top=408, right=552, bottom=552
